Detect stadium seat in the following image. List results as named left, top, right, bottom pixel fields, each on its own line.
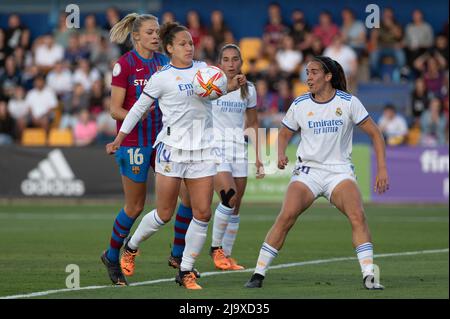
left=239, top=37, right=262, bottom=61
left=21, top=128, right=47, bottom=146
left=293, top=81, right=309, bottom=96
left=48, top=128, right=74, bottom=146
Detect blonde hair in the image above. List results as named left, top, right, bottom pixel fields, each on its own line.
left=110, top=13, right=158, bottom=47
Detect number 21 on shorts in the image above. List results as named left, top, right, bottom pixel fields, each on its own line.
left=127, top=148, right=144, bottom=165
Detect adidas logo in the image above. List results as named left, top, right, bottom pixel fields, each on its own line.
left=21, top=149, right=85, bottom=196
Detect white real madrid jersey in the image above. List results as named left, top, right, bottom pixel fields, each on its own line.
left=282, top=90, right=369, bottom=167
left=212, top=82, right=257, bottom=144
left=143, top=61, right=213, bottom=150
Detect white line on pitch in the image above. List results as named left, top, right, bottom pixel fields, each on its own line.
left=1, top=248, right=448, bottom=299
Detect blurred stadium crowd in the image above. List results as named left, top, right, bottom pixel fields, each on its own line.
left=0, top=3, right=448, bottom=147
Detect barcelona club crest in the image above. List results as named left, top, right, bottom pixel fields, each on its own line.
left=132, top=166, right=140, bottom=175
left=335, top=107, right=343, bottom=116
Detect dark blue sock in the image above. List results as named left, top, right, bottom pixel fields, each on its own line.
left=171, top=203, right=193, bottom=258
left=106, top=209, right=135, bottom=263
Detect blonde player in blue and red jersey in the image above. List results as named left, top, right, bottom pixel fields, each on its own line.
left=100, top=13, right=169, bottom=286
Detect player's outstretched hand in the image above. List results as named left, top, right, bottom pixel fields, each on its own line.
left=256, top=159, right=265, bottom=179
left=374, top=167, right=389, bottom=194
left=278, top=154, right=289, bottom=169
left=106, top=140, right=120, bottom=155
left=227, top=74, right=247, bottom=92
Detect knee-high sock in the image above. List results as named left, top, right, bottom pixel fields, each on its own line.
left=355, top=242, right=374, bottom=277
left=180, top=218, right=209, bottom=271
left=171, top=204, right=193, bottom=257
left=254, top=242, right=278, bottom=277
left=106, top=209, right=136, bottom=263
left=127, top=209, right=165, bottom=250
left=222, top=214, right=240, bottom=256
left=211, top=203, right=234, bottom=248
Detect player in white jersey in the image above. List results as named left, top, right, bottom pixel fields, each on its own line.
left=245, top=56, right=389, bottom=290
left=106, top=22, right=246, bottom=290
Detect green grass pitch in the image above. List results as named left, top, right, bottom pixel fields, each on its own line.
left=0, top=202, right=448, bottom=299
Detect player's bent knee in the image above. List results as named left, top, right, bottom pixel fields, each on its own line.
left=220, top=188, right=236, bottom=208
left=125, top=204, right=145, bottom=217
left=349, top=211, right=367, bottom=227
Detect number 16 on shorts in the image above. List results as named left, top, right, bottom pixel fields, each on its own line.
left=116, top=146, right=153, bottom=183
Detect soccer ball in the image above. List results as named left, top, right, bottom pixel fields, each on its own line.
left=192, top=66, right=227, bottom=100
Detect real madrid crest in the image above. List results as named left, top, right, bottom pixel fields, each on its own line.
left=164, top=164, right=171, bottom=173
left=336, top=107, right=343, bottom=116
left=132, top=166, right=140, bottom=174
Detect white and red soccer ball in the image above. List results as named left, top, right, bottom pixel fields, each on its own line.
left=192, top=66, right=227, bottom=100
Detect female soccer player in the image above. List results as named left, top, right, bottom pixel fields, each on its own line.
left=245, top=56, right=389, bottom=290
left=106, top=22, right=245, bottom=289
left=166, top=44, right=265, bottom=272
left=100, top=13, right=169, bottom=286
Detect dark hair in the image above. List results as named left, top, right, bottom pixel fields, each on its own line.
left=384, top=104, right=396, bottom=113
left=159, top=22, right=188, bottom=57
left=313, top=56, right=348, bottom=92
left=218, top=44, right=249, bottom=100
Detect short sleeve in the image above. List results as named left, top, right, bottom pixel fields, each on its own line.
left=143, top=72, right=163, bottom=99
left=281, top=104, right=300, bottom=132
left=111, top=57, right=129, bottom=89
left=247, top=83, right=257, bottom=108
left=350, top=96, right=370, bottom=126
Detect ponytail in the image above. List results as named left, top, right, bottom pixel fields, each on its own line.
left=110, top=13, right=158, bottom=47
left=313, top=56, right=348, bottom=93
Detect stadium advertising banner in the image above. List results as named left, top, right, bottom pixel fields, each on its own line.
left=371, top=146, right=449, bottom=203
left=0, top=146, right=154, bottom=198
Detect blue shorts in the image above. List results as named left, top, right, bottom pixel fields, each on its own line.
left=115, top=146, right=156, bottom=183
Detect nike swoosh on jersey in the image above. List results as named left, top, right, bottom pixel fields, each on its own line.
left=136, top=68, right=144, bottom=72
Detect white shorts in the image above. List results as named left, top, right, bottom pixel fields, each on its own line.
left=155, top=143, right=217, bottom=179
left=216, top=162, right=248, bottom=177
left=289, top=163, right=357, bottom=201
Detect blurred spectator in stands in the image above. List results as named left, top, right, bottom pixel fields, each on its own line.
left=7, top=85, right=29, bottom=139
left=96, top=96, right=116, bottom=145
left=46, top=61, right=73, bottom=98
left=4, top=14, right=30, bottom=52
left=261, top=61, right=284, bottom=93
left=277, top=78, right=294, bottom=112
left=103, top=7, right=120, bottom=32
left=20, top=64, right=39, bottom=91
left=341, top=8, right=366, bottom=57
left=11, top=46, right=30, bottom=71
left=414, top=55, right=448, bottom=99
left=65, top=34, right=90, bottom=67
left=73, top=58, right=101, bottom=91
left=323, top=33, right=357, bottom=91
left=162, top=11, right=176, bottom=24
left=0, top=28, right=7, bottom=69
left=0, top=100, right=15, bottom=144
left=289, top=9, right=311, bottom=53
left=0, top=56, right=22, bottom=98
left=302, top=35, right=324, bottom=60
left=88, top=79, right=105, bottom=115
left=245, top=58, right=261, bottom=84
left=377, top=104, right=408, bottom=146
left=223, top=30, right=237, bottom=46
left=25, top=75, right=57, bottom=131
left=60, top=83, right=89, bottom=129
left=434, top=34, right=449, bottom=67
left=410, top=77, right=430, bottom=126
left=404, top=9, right=434, bottom=66
left=80, top=14, right=103, bottom=50
left=313, top=11, right=339, bottom=48
left=90, top=35, right=120, bottom=75
left=369, top=8, right=405, bottom=80
left=208, top=10, right=232, bottom=51
left=275, top=34, right=303, bottom=79
left=73, top=108, right=98, bottom=146
left=198, top=35, right=218, bottom=66
left=255, top=78, right=280, bottom=128
left=34, top=34, right=64, bottom=73
left=262, top=2, right=288, bottom=58
left=186, top=10, right=207, bottom=59
left=53, top=12, right=76, bottom=49
left=420, top=97, right=447, bottom=146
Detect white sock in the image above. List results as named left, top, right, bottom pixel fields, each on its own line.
left=254, top=242, right=278, bottom=277
left=128, top=209, right=165, bottom=250
left=180, top=218, right=209, bottom=271
left=211, top=203, right=234, bottom=248
left=355, top=242, right=374, bottom=277
left=222, top=214, right=240, bottom=256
